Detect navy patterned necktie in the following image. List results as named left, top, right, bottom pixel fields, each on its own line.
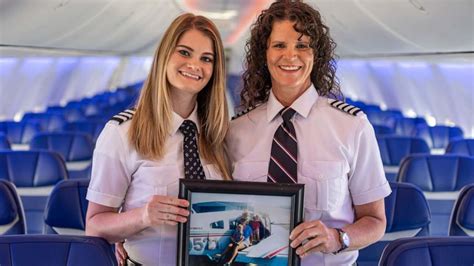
left=267, top=107, right=298, bottom=183
left=179, top=120, right=205, bottom=179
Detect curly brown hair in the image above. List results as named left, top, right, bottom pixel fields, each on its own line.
left=240, top=0, right=342, bottom=109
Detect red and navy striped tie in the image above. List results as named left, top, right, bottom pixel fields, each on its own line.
left=267, top=107, right=297, bottom=183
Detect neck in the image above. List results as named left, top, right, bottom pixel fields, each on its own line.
left=171, top=90, right=197, bottom=119
left=272, top=80, right=311, bottom=107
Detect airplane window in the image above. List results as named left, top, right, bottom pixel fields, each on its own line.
left=210, top=220, right=224, bottom=229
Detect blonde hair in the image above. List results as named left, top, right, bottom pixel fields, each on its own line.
left=129, top=13, right=231, bottom=180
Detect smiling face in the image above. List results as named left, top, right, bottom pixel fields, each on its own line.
left=166, top=29, right=214, bottom=98
left=266, top=20, right=314, bottom=102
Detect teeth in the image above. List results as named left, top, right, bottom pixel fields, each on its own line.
left=180, top=71, right=200, bottom=80
left=280, top=66, right=301, bottom=71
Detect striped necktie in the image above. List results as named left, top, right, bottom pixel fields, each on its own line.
left=267, top=107, right=297, bottom=183
left=179, top=120, right=206, bottom=179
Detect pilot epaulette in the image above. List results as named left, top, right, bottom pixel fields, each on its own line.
left=110, top=108, right=136, bottom=124
left=328, top=99, right=363, bottom=116
left=231, top=105, right=258, bottom=120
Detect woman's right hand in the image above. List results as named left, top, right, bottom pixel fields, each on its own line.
left=142, top=195, right=190, bottom=226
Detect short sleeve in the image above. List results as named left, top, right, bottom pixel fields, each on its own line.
left=349, top=119, right=391, bottom=205
left=86, top=122, right=131, bottom=208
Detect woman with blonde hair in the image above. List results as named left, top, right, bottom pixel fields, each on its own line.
left=85, top=13, right=230, bottom=265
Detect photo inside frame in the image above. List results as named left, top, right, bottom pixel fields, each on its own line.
left=187, top=192, right=293, bottom=266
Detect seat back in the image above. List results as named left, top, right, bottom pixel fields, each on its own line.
left=415, top=125, right=463, bottom=151
left=398, top=154, right=474, bottom=235
left=394, top=117, right=427, bottom=136
left=44, top=179, right=89, bottom=235
left=449, top=184, right=474, bottom=236
left=376, top=136, right=430, bottom=182
left=0, top=235, right=116, bottom=266
left=0, top=133, right=11, bottom=150
left=64, top=121, right=106, bottom=142
left=0, top=180, right=26, bottom=235
left=30, top=132, right=94, bottom=162
left=357, top=182, right=430, bottom=266
left=0, top=121, right=41, bottom=145
left=366, top=109, right=403, bottom=129
left=0, top=150, right=68, bottom=234
left=379, top=237, right=474, bottom=266
left=22, top=113, right=66, bottom=132
left=446, top=138, right=474, bottom=156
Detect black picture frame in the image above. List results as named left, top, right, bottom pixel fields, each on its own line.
left=177, top=179, right=304, bottom=266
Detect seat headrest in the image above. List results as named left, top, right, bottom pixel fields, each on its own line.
left=0, top=235, right=116, bottom=266
left=446, top=138, right=474, bottom=156
left=380, top=236, right=474, bottom=266
left=377, top=136, right=430, bottom=166
left=0, top=180, right=25, bottom=234
left=450, top=184, right=474, bottom=236
left=398, top=154, right=474, bottom=191
left=30, top=132, right=94, bottom=161
left=385, top=182, right=431, bottom=233
left=0, top=151, right=67, bottom=187
left=44, top=179, right=90, bottom=232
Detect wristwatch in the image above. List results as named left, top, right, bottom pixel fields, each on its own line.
left=333, top=228, right=350, bottom=254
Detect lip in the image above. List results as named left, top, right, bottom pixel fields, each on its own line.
left=178, top=70, right=202, bottom=80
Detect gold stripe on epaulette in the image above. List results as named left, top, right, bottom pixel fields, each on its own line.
left=110, top=108, right=136, bottom=124
left=328, top=99, right=363, bottom=116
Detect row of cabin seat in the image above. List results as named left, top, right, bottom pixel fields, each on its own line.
left=2, top=179, right=473, bottom=265
left=376, top=136, right=473, bottom=181
left=345, top=98, right=465, bottom=152
left=0, top=83, right=140, bottom=148
left=0, top=132, right=94, bottom=180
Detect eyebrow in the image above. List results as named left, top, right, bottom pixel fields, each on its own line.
left=176, top=44, right=214, bottom=56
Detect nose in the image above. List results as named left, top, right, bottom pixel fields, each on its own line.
left=283, top=47, right=297, bottom=60
left=186, top=61, right=200, bottom=72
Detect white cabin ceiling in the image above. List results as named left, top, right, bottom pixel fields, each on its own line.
left=0, top=0, right=473, bottom=57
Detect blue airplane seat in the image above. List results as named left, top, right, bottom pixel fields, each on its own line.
left=0, top=133, right=11, bottom=150
left=0, top=180, right=26, bottom=235
left=22, top=112, right=66, bottom=132
left=376, top=136, right=430, bottom=182
left=64, top=120, right=106, bottom=142
left=0, top=150, right=68, bottom=234
left=394, top=117, right=427, bottom=137
left=379, top=236, right=474, bottom=266
left=449, top=184, right=474, bottom=236
left=46, top=106, right=86, bottom=123
left=446, top=138, right=474, bottom=156
left=373, top=125, right=395, bottom=135
left=0, top=121, right=42, bottom=146
left=30, top=132, right=94, bottom=179
left=44, top=179, right=89, bottom=235
left=0, top=235, right=117, bottom=266
left=415, top=125, right=464, bottom=153
left=397, top=154, right=474, bottom=236
left=367, top=109, right=403, bottom=129
left=357, top=182, right=430, bottom=266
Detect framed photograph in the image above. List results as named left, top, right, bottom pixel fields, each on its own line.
left=177, top=179, right=304, bottom=266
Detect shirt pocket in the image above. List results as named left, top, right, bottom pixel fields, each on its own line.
left=232, top=161, right=268, bottom=182
left=139, top=164, right=180, bottom=197
left=300, top=161, right=345, bottom=212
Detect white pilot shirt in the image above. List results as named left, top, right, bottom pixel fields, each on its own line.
left=87, top=106, right=223, bottom=266
left=226, top=85, right=391, bottom=266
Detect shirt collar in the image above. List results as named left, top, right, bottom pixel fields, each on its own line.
left=266, top=84, right=319, bottom=122
left=171, top=103, right=200, bottom=136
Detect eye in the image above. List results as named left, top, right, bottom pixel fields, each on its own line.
left=272, top=43, right=285, bottom=49
left=178, top=49, right=190, bottom=57
left=296, top=43, right=310, bottom=49
left=201, top=56, right=214, bottom=63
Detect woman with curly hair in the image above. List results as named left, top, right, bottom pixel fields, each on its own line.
left=226, top=1, right=391, bottom=265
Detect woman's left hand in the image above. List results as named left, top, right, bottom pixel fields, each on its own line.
left=289, top=220, right=341, bottom=257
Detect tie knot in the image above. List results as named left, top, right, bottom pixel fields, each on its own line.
left=280, top=107, right=296, bottom=122
left=179, top=120, right=197, bottom=136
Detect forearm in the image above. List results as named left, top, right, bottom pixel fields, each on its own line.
left=86, top=206, right=147, bottom=243
left=341, top=214, right=386, bottom=251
